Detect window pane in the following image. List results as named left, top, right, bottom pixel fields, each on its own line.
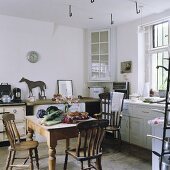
left=157, top=52, right=163, bottom=89
left=92, top=55, right=99, bottom=61
left=91, top=44, right=99, bottom=54
left=162, top=51, right=169, bottom=89
left=91, top=61, right=100, bottom=79
left=163, top=22, right=169, bottom=46
left=151, top=53, right=158, bottom=90
left=91, top=32, right=99, bottom=43
left=100, top=31, right=108, bottom=42
left=100, top=43, right=108, bottom=54
left=157, top=24, right=163, bottom=47
left=153, top=25, right=158, bottom=48
left=100, top=55, right=108, bottom=63
left=153, top=22, right=168, bottom=48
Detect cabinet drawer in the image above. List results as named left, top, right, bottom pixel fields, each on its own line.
left=0, top=107, right=3, bottom=113
left=0, top=120, right=3, bottom=132
left=4, top=106, right=26, bottom=123
left=0, top=132, right=4, bottom=141
left=131, top=105, right=151, bottom=117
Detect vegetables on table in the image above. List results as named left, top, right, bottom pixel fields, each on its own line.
left=41, top=109, right=64, bottom=126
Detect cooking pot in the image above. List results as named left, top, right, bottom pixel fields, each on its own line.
left=1, top=94, right=13, bottom=103
left=147, top=134, right=170, bottom=150
left=162, top=155, right=170, bottom=170
left=152, top=151, right=170, bottom=170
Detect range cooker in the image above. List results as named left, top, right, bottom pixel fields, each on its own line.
left=0, top=83, right=22, bottom=103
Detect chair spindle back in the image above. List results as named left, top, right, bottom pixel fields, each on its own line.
left=2, top=113, right=21, bottom=149
left=76, top=119, right=109, bottom=158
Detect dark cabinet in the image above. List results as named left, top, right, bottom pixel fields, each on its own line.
left=85, top=101, right=100, bottom=117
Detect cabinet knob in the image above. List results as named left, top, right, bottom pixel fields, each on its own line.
left=13, top=109, right=17, bottom=113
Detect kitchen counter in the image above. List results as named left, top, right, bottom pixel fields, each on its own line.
left=0, top=102, right=26, bottom=106
left=26, top=98, right=100, bottom=116
left=25, top=97, right=100, bottom=106
left=125, top=99, right=165, bottom=108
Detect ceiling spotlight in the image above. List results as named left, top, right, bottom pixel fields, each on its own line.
left=89, top=17, right=93, bottom=20
left=69, top=5, right=72, bottom=17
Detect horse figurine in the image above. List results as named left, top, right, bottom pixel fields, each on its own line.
left=19, top=77, right=46, bottom=98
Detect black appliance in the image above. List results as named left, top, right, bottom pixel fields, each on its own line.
left=113, top=82, right=129, bottom=99
left=13, top=88, right=21, bottom=103
left=0, top=83, right=11, bottom=98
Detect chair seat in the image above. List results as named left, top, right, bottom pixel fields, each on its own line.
left=105, top=126, right=120, bottom=131
left=11, top=141, right=39, bottom=151
left=66, top=148, right=102, bottom=161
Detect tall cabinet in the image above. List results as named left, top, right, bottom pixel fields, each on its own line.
left=88, top=28, right=113, bottom=82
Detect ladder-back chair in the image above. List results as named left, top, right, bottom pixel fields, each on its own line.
left=64, top=119, right=109, bottom=170
left=2, top=113, right=39, bottom=170
left=97, top=92, right=124, bottom=148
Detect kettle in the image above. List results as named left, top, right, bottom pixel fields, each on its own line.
left=1, top=94, right=13, bottom=103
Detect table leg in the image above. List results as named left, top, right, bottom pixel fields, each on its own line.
left=27, top=128, right=34, bottom=141
left=66, top=138, right=70, bottom=149
left=48, top=144, right=57, bottom=170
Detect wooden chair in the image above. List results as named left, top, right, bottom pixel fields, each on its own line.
left=96, top=92, right=124, bottom=148
left=2, top=113, right=39, bottom=170
left=64, top=119, right=109, bottom=170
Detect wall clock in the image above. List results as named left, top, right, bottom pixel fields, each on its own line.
left=27, top=51, right=39, bottom=63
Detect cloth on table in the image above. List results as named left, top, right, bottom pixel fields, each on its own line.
left=148, top=117, right=164, bottom=125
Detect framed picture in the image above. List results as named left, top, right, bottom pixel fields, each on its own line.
left=121, top=61, right=132, bottom=73
left=57, top=80, right=73, bottom=97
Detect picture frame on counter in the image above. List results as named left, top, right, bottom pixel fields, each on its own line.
left=57, top=80, right=73, bottom=97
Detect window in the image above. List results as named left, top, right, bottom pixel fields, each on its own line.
left=148, top=21, right=169, bottom=90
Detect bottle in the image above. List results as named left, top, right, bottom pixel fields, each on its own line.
left=150, top=89, right=154, bottom=97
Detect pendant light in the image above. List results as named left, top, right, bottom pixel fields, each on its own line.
left=111, top=13, right=114, bottom=25
left=69, top=5, right=72, bottom=17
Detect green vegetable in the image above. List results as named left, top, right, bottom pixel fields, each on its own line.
left=41, top=110, right=64, bottom=125
left=43, top=117, right=63, bottom=126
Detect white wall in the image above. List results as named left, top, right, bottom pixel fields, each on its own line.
left=0, top=15, right=85, bottom=100
left=116, top=9, right=170, bottom=95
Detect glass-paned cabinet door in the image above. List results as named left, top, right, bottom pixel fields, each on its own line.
left=89, top=29, right=111, bottom=81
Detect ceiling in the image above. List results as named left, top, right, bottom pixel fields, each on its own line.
left=0, top=0, right=170, bottom=29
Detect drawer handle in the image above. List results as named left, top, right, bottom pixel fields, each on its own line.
left=142, top=111, right=149, bottom=113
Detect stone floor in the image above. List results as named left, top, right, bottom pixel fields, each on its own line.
left=0, top=137, right=152, bottom=170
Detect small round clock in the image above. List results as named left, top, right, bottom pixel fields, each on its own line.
left=27, top=51, right=39, bottom=63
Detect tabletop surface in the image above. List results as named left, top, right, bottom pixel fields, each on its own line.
left=26, top=116, right=77, bottom=130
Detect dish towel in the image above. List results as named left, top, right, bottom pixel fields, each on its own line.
left=110, top=92, right=124, bottom=112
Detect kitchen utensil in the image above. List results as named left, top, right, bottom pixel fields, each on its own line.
left=147, top=134, right=170, bottom=150
left=13, top=88, right=21, bottom=102
left=1, top=94, right=13, bottom=103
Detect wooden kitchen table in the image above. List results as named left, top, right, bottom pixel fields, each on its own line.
left=26, top=116, right=78, bottom=170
